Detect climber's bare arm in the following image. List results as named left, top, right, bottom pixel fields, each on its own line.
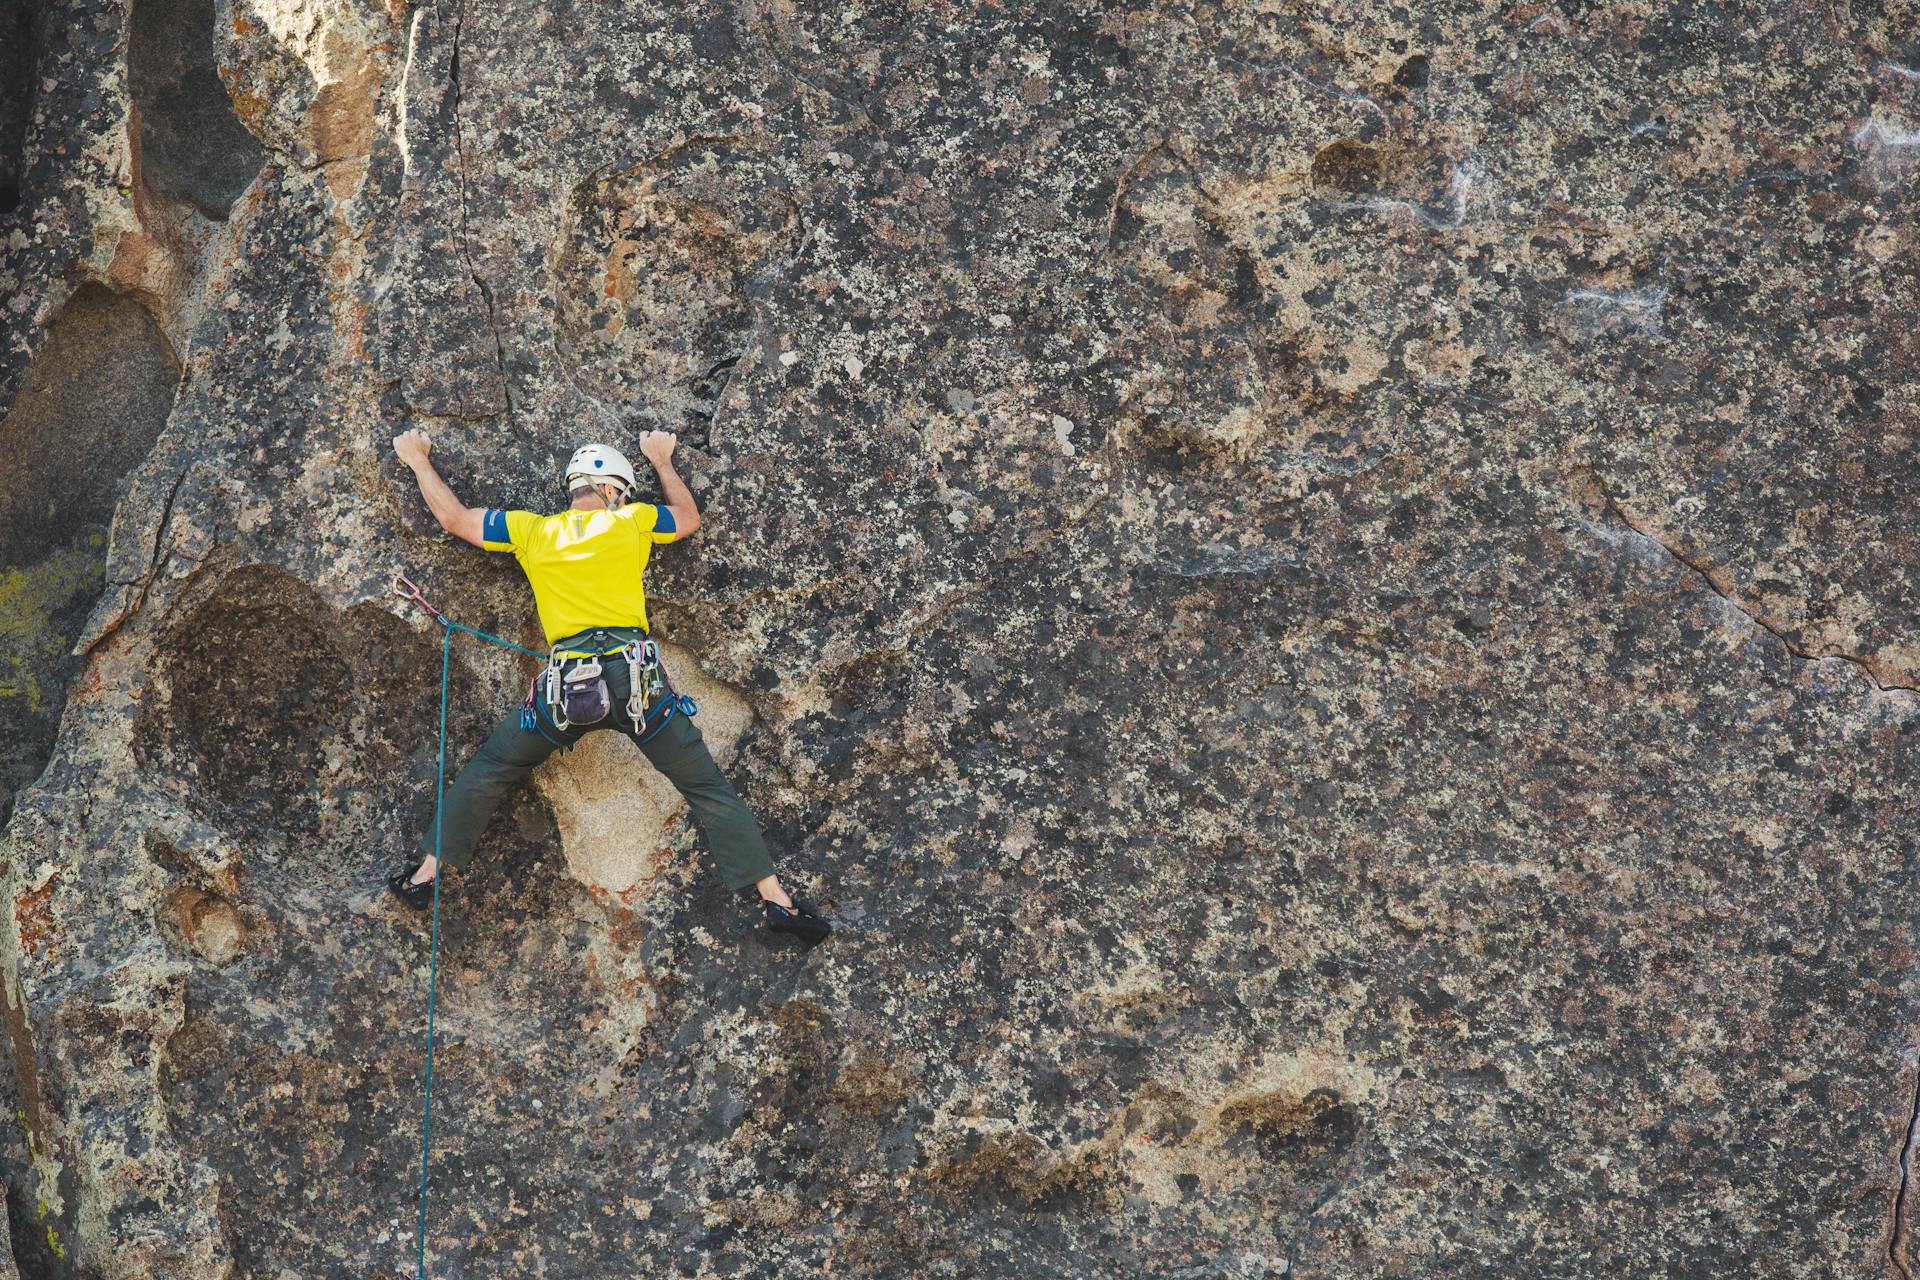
left=393, top=429, right=486, bottom=548
left=639, top=430, right=702, bottom=537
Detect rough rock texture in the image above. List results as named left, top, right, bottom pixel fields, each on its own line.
left=0, top=4, right=36, bottom=217
left=2, top=2, right=1920, bottom=1278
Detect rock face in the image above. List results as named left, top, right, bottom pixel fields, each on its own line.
left=2, top=2, right=1919, bottom=1277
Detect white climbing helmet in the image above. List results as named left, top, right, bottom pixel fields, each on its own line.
left=565, top=443, right=637, bottom=496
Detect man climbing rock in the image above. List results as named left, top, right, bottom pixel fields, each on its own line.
left=386, top=427, right=830, bottom=946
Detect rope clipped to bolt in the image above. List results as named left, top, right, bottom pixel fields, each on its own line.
left=389, top=573, right=541, bottom=1279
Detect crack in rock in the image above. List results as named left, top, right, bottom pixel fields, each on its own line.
left=448, top=0, right=513, bottom=421
left=1892, top=1059, right=1920, bottom=1280
left=1600, top=489, right=1919, bottom=698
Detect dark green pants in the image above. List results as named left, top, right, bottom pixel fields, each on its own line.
left=419, top=653, right=776, bottom=892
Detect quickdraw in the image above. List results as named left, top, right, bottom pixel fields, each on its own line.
left=628, top=638, right=701, bottom=746
left=391, top=572, right=450, bottom=626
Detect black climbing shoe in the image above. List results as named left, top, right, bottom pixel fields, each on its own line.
left=764, top=895, right=832, bottom=947
left=387, top=866, right=437, bottom=910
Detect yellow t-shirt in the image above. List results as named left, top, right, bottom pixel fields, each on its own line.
left=481, top=503, right=679, bottom=644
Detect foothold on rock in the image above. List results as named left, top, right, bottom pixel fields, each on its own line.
left=1310, top=139, right=1386, bottom=194
left=1216, top=1085, right=1360, bottom=1169
left=1107, top=148, right=1287, bottom=460
left=164, top=886, right=245, bottom=965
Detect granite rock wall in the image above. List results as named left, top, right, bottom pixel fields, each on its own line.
left=2, top=1, right=1919, bottom=1277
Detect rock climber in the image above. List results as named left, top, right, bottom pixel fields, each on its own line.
left=385, top=427, right=830, bottom=946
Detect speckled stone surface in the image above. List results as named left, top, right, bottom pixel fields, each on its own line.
left=2, top=2, right=1919, bottom=1277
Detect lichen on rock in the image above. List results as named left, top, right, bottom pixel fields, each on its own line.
left=2, top=1, right=1920, bottom=1278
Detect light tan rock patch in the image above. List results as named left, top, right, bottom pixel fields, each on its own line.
left=533, top=644, right=752, bottom=897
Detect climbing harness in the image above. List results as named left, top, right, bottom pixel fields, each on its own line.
left=388, top=574, right=698, bottom=1278
left=520, top=626, right=699, bottom=745
left=389, top=573, right=543, bottom=1280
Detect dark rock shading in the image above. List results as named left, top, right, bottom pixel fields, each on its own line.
left=0, top=283, right=176, bottom=828
left=0, top=284, right=178, bottom=564
left=0, top=2, right=1918, bottom=1279
left=127, top=0, right=262, bottom=218
left=0, top=0, right=39, bottom=216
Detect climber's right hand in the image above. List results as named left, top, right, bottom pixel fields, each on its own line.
left=639, top=430, right=678, bottom=467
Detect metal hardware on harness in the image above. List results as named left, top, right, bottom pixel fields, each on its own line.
left=542, top=658, right=568, bottom=730
left=628, top=640, right=699, bottom=746
left=510, top=627, right=700, bottom=745
left=623, top=638, right=670, bottom=734
left=624, top=642, right=647, bottom=733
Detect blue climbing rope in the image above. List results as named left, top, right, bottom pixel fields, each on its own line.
left=390, top=573, right=694, bottom=1276
left=414, top=621, right=447, bottom=1280
left=393, top=575, right=543, bottom=1280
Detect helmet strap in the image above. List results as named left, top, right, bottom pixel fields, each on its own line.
left=569, top=476, right=625, bottom=506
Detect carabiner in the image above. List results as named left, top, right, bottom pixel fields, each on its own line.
left=391, top=572, right=448, bottom=624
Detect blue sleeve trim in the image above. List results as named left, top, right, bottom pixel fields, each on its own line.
left=654, top=505, right=676, bottom=534
left=483, top=508, right=509, bottom=547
